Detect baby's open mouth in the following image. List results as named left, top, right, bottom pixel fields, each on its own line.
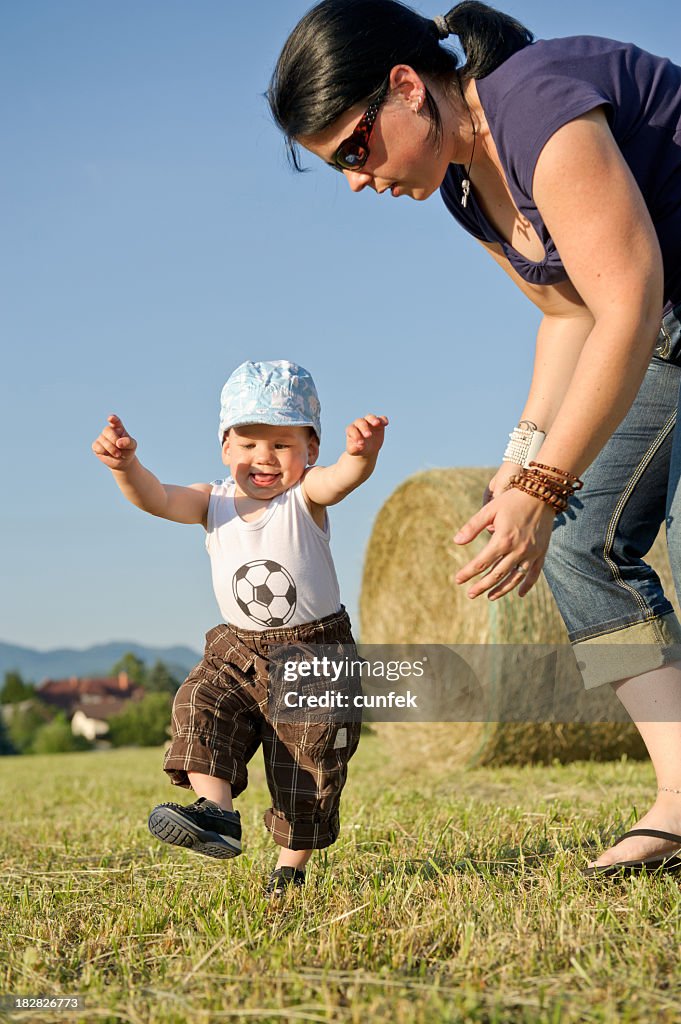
left=250, top=472, right=280, bottom=487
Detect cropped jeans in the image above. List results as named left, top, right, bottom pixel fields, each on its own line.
left=543, top=304, right=681, bottom=688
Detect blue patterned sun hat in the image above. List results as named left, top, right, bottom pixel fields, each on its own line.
left=218, top=360, right=321, bottom=442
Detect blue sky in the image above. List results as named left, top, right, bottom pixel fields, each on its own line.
left=2, top=1, right=679, bottom=653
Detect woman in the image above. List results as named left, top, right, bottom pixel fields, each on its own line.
left=268, top=0, right=681, bottom=874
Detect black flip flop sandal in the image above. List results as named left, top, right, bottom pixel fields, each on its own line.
left=583, top=827, right=681, bottom=877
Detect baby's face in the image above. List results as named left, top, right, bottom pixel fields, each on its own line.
left=222, top=424, right=318, bottom=500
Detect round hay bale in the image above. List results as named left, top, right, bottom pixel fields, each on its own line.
left=360, top=468, right=677, bottom=766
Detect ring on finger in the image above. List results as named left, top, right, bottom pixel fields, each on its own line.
left=514, top=563, right=531, bottom=576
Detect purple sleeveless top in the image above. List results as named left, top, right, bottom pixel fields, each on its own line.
left=440, top=36, right=681, bottom=312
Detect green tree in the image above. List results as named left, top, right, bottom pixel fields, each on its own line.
left=144, top=660, right=181, bottom=695
left=107, top=692, right=172, bottom=747
left=6, top=700, right=56, bottom=754
left=31, top=712, right=92, bottom=754
left=1, top=671, right=35, bottom=703
left=0, top=715, right=16, bottom=755
left=110, top=652, right=147, bottom=687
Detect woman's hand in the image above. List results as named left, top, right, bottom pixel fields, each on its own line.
left=482, top=463, right=524, bottom=531
left=454, top=486, right=555, bottom=599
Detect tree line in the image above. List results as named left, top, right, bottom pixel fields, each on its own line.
left=0, top=653, right=181, bottom=755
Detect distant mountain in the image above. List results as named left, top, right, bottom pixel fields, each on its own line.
left=0, top=640, right=202, bottom=683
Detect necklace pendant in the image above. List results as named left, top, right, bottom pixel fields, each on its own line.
left=461, top=178, right=470, bottom=208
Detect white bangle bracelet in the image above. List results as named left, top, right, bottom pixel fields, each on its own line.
left=503, top=424, right=546, bottom=468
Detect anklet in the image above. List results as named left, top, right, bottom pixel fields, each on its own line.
left=658, top=786, right=681, bottom=795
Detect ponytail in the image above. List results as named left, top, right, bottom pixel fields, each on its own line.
left=438, top=1, right=534, bottom=78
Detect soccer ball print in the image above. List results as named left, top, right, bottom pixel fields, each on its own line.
left=232, top=559, right=297, bottom=627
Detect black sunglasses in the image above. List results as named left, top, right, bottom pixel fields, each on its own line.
left=329, top=83, right=389, bottom=172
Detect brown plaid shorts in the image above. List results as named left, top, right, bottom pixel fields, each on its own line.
left=162, top=607, right=361, bottom=850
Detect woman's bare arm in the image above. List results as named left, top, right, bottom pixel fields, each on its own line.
left=455, top=108, right=663, bottom=598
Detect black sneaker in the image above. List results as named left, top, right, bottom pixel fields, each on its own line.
left=148, top=797, right=241, bottom=859
left=264, top=866, right=306, bottom=898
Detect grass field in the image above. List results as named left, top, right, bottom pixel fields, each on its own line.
left=2, top=729, right=681, bottom=1024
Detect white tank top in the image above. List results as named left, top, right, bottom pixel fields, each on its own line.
left=205, top=479, right=342, bottom=630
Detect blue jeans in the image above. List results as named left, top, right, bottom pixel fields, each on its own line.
left=543, top=304, right=681, bottom=688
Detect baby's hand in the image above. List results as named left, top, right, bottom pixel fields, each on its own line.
left=92, top=414, right=138, bottom=470
left=345, top=414, right=389, bottom=457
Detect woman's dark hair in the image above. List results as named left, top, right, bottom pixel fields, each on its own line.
left=268, top=0, right=533, bottom=169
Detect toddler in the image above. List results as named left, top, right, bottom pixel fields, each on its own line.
left=92, top=360, right=387, bottom=896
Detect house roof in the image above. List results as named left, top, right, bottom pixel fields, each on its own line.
left=71, top=697, right=136, bottom=721
left=37, top=672, right=143, bottom=713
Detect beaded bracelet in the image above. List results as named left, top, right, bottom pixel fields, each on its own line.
left=504, top=474, right=570, bottom=513
left=511, top=467, right=581, bottom=495
left=505, top=479, right=570, bottom=513
left=529, top=461, right=584, bottom=490
left=504, top=462, right=583, bottom=514
left=521, top=469, right=574, bottom=499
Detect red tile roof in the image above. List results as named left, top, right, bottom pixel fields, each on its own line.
left=37, top=672, right=143, bottom=713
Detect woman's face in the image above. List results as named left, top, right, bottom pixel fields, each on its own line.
left=297, top=67, right=454, bottom=201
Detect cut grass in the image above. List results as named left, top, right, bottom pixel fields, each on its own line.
left=2, top=733, right=680, bottom=1023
